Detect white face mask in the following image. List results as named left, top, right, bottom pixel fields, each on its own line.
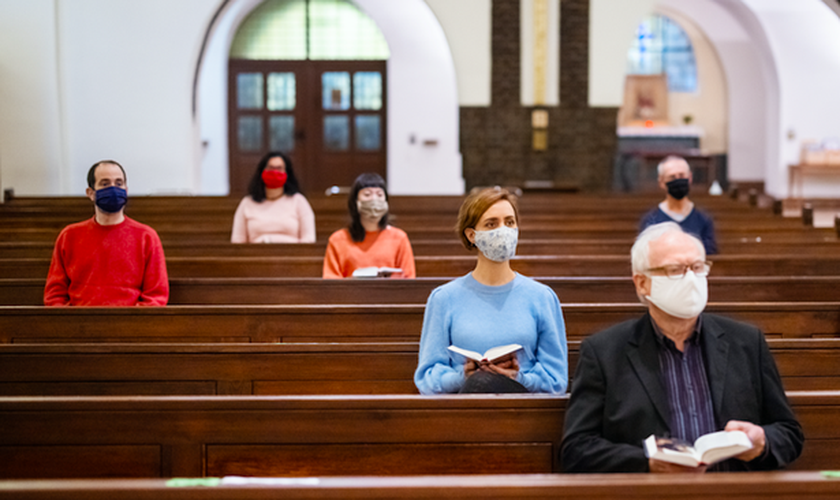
left=357, top=198, right=388, bottom=219
left=473, top=226, right=518, bottom=263
left=645, top=271, right=708, bottom=319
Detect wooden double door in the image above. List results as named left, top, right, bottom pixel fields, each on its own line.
left=228, top=60, right=387, bottom=196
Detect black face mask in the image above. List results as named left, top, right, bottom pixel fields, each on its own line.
left=666, top=178, right=690, bottom=200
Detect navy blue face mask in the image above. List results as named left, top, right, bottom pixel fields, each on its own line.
left=666, top=178, right=690, bottom=200
left=95, top=186, right=128, bottom=213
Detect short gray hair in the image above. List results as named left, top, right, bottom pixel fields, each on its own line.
left=631, top=222, right=705, bottom=275
left=656, top=155, right=691, bottom=178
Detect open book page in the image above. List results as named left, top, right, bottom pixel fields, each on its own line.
left=694, top=430, right=752, bottom=464
left=351, top=267, right=403, bottom=278
left=447, top=344, right=523, bottom=364
left=644, top=430, right=752, bottom=467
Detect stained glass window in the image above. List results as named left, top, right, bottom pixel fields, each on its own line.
left=627, top=15, right=697, bottom=93
left=230, top=0, right=389, bottom=60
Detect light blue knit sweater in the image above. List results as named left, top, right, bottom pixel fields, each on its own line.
left=414, top=272, right=568, bottom=394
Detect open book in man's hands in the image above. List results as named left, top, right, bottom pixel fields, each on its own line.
left=447, top=344, right=524, bottom=364
left=644, top=430, right=753, bottom=467
left=351, top=267, right=403, bottom=278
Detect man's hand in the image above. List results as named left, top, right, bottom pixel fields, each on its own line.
left=648, top=458, right=707, bottom=473
left=481, top=353, right=520, bottom=380
left=725, top=420, right=765, bottom=462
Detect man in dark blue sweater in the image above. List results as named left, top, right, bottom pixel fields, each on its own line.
left=639, top=156, right=717, bottom=254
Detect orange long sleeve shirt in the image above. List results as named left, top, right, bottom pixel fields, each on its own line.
left=322, top=226, right=416, bottom=279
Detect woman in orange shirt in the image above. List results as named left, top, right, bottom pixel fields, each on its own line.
left=322, top=173, right=416, bottom=278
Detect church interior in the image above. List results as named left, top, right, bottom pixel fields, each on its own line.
left=1, top=0, right=840, bottom=497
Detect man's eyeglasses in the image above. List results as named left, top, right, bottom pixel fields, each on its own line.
left=646, top=260, right=713, bottom=280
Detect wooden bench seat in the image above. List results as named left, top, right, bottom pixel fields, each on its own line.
left=0, top=211, right=811, bottom=232
left=1, top=303, right=838, bottom=343
left=2, top=472, right=840, bottom=500
left=0, top=392, right=835, bottom=478
left=2, top=237, right=837, bottom=259
left=5, top=253, right=840, bottom=279
left=0, top=338, right=836, bottom=396
left=3, top=275, right=840, bottom=306
left=0, top=219, right=836, bottom=243
left=0, top=193, right=784, bottom=218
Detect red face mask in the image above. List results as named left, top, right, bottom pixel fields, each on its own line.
left=261, top=169, right=288, bottom=189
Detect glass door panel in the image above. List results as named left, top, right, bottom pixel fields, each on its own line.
left=267, top=72, right=296, bottom=110
left=322, top=72, right=351, bottom=110
left=353, top=72, right=382, bottom=110
left=237, top=73, right=264, bottom=109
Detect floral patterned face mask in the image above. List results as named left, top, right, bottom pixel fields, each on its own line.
left=473, top=226, right=518, bottom=262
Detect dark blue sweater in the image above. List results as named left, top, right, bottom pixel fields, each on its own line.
left=639, top=206, right=718, bottom=254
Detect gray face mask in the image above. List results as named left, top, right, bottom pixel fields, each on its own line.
left=473, top=226, right=518, bottom=262
left=357, top=198, right=389, bottom=219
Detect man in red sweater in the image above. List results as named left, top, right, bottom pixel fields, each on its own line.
left=44, top=160, right=169, bottom=306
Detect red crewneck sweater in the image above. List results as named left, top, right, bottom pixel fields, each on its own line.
left=44, top=216, right=169, bottom=306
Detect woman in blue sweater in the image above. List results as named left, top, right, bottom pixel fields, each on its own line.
left=414, top=188, right=568, bottom=394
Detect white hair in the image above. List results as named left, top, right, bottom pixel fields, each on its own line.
left=631, top=222, right=705, bottom=276
left=656, top=155, right=691, bottom=178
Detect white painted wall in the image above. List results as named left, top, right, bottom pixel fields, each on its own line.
left=0, top=0, right=64, bottom=196
left=56, top=0, right=216, bottom=195
left=589, top=0, right=656, bottom=107
left=425, top=0, right=491, bottom=107
left=741, top=0, right=840, bottom=198
left=660, top=0, right=773, bottom=182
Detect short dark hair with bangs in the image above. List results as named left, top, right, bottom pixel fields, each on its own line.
left=347, top=172, right=389, bottom=242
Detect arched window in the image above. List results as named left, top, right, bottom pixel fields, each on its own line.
left=627, top=15, right=697, bottom=93
left=230, top=0, right=389, bottom=60
left=228, top=0, right=389, bottom=195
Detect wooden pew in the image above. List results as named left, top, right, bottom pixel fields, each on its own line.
left=0, top=211, right=812, bottom=232
left=0, top=395, right=566, bottom=478
left=6, top=253, right=840, bottom=279
left=0, top=392, right=835, bottom=478
left=1, top=303, right=838, bottom=343
left=0, top=338, right=836, bottom=396
left=4, top=275, right=840, bottom=306
left=0, top=193, right=780, bottom=219
left=1, top=220, right=832, bottom=245
left=2, top=237, right=837, bottom=259
left=2, top=472, right=840, bottom=500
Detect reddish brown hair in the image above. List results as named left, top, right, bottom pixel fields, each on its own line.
left=455, top=187, right=520, bottom=250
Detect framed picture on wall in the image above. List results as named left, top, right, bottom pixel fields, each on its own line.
left=619, top=74, right=669, bottom=127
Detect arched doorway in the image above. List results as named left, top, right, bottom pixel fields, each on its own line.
left=227, top=0, right=389, bottom=195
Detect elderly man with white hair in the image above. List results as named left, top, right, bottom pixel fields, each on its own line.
left=640, top=156, right=717, bottom=254
left=561, top=222, right=802, bottom=473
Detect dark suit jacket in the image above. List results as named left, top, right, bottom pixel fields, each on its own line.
left=561, top=313, right=804, bottom=472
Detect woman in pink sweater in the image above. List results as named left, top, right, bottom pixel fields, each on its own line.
left=231, top=151, right=316, bottom=243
